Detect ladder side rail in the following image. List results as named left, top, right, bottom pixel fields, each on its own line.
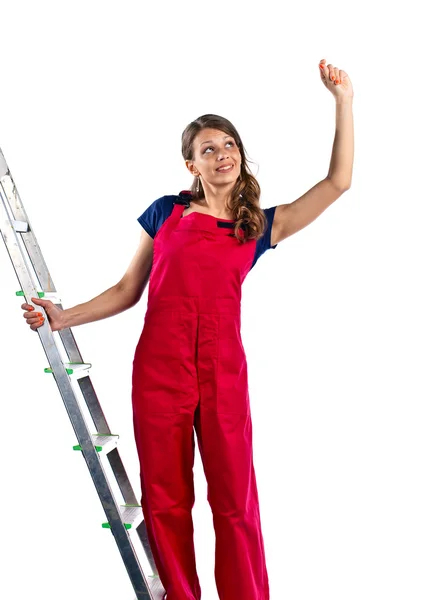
left=1, top=173, right=59, bottom=295
left=136, top=520, right=160, bottom=576
left=1, top=173, right=86, bottom=366
left=0, top=193, right=153, bottom=599
left=77, top=376, right=144, bottom=508
left=106, top=445, right=139, bottom=506
left=74, top=372, right=142, bottom=508
left=0, top=148, right=9, bottom=178
left=77, top=373, right=113, bottom=435
left=1, top=171, right=118, bottom=435
left=78, top=373, right=155, bottom=572
left=57, top=326, right=89, bottom=367
left=2, top=168, right=142, bottom=504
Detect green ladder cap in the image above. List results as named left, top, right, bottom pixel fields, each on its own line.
left=73, top=444, right=103, bottom=452
left=102, top=522, right=132, bottom=530
left=16, top=290, right=45, bottom=297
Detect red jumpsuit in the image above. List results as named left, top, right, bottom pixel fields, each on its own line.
left=132, top=193, right=270, bottom=600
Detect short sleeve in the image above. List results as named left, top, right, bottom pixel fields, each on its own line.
left=250, top=206, right=278, bottom=271
left=137, top=195, right=175, bottom=239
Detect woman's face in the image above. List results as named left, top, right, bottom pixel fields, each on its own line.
left=186, top=127, right=242, bottom=190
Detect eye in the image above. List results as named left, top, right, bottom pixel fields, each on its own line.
left=204, top=141, right=235, bottom=154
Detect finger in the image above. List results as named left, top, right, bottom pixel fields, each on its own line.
left=319, top=60, right=331, bottom=85
left=26, top=312, right=44, bottom=321
left=327, top=63, right=335, bottom=82
left=30, top=297, right=48, bottom=306
left=23, top=310, right=43, bottom=319
left=29, top=317, right=42, bottom=328
left=333, top=67, right=340, bottom=84
left=319, top=64, right=328, bottom=84
left=27, top=317, right=44, bottom=329
left=23, top=312, right=37, bottom=319
left=26, top=313, right=44, bottom=323
left=21, top=303, right=34, bottom=311
left=319, top=59, right=327, bottom=76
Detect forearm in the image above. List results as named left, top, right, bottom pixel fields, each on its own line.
left=61, top=282, right=137, bottom=328
left=327, top=97, right=354, bottom=190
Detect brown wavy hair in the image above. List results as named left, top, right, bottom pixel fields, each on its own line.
left=181, top=114, right=267, bottom=244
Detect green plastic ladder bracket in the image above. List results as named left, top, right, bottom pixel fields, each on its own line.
left=73, top=434, right=119, bottom=453
left=102, top=522, right=132, bottom=530
left=44, top=363, right=91, bottom=375
left=16, top=290, right=45, bottom=298
left=44, top=367, right=74, bottom=375
left=73, top=444, right=103, bottom=452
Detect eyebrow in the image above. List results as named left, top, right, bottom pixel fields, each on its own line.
left=200, top=135, right=232, bottom=147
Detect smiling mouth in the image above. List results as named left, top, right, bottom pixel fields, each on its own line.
left=216, top=164, right=234, bottom=173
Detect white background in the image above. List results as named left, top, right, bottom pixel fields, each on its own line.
left=1, top=1, right=424, bottom=599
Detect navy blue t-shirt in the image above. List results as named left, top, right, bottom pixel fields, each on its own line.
left=137, top=195, right=278, bottom=271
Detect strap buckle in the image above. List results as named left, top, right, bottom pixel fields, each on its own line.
left=173, top=190, right=192, bottom=207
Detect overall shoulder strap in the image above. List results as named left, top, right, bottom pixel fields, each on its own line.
left=173, top=190, right=192, bottom=207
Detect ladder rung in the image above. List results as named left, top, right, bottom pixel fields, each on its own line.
left=73, top=434, right=119, bottom=453
left=12, top=219, right=29, bottom=233
left=102, top=505, right=143, bottom=530
left=44, top=362, right=92, bottom=377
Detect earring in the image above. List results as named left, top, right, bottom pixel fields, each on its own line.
left=196, top=176, right=200, bottom=193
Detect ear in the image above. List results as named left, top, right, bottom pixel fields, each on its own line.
left=185, top=160, right=198, bottom=176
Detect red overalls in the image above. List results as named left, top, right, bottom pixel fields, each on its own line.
left=132, top=194, right=270, bottom=600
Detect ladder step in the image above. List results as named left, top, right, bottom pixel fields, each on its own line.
left=73, top=434, right=119, bottom=453
left=102, top=505, right=143, bottom=530
left=12, top=219, right=29, bottom=233
left=44, top=362, right=91, bottom=377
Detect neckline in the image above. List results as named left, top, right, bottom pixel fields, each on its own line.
left=180, top=210, right=235, bottom=223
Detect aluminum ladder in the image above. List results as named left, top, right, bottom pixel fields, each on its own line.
left=0, top=146, right=165, bottom=600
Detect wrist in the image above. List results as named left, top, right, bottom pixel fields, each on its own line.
left=60, top=308, right=73, bottom=330
left=336, top=95, right=353, bottom=105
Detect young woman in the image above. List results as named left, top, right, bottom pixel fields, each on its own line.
left=21, top=60, right=354, bottom=600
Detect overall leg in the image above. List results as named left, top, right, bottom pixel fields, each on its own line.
left=132, top=411, right=201, bottom=600
left=194, top=408, right=270, bottom=600
left=132, top=313, right=202, bottom=600
left=195, top=313, right=270, bottom=600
